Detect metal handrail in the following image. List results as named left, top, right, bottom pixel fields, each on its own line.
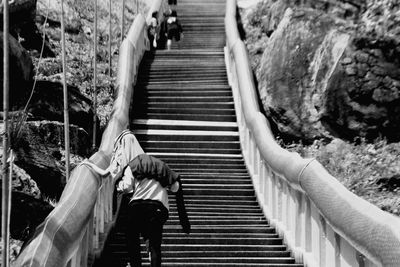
left=12, top=1, right=164, bottom=266
left=225, top=0, right=400, bottom=266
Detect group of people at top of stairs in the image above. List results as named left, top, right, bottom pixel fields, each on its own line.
left=148, top=0, right=183, bottom=51
left=83, top=130, right=190, bottom=267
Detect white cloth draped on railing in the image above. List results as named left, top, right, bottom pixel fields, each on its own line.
left=12, top=1, right=165, bottom=267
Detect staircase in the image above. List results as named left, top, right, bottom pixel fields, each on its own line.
left=94, top=1, right=303, bottom=266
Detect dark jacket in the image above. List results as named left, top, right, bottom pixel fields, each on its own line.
left=122, top=154, right=190, bottom=233
left=123, top=154, right=179, bottom=187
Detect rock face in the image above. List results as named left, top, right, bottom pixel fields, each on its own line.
left=244, top=0, right=400, bottom=142
left=0, top=32, right=34, bottom=109
left=0, top=190, right=54, bottom=241
left=323, top=37, right=400, bottom=141
left=0, top=147, right=41, bottom=199
left=27, top=80, right=98, bottom=139
left=13, top=121, right=91, bottom=198
left=257, top=8, right=348, bottom=140
left=1, top=0, right=54, bottom=57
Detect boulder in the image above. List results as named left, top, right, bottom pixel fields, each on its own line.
left=323, top=36, right=400, bottom=141
left=12, top=163, right=42, bottom=199
left=0, top=190, right=53, bottom=241
left=26, top=80, right=99, bottom=141
left=0, top=146, right=41, bottom=199
left=257, top=8, right=344, bottom=141
left=0, top=0, right=54, bottom=57
left=13, top=120, right=91, bottom=198
left=250, top=0, right=400, bottom=142
left=0, top=32, right=34, bottom=109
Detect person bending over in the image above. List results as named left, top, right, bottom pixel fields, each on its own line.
left=84, top=153, right=190, bottom=267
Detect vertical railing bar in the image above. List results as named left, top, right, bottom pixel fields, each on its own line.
left=277, top=178, right=283, bottom=222
left=320, top=215, right=327, bottom=267
left=271, top=173, right=277, bottom=219
left=305, top=197, right=312, bottom=253
left=92, top=0, right=98, bottom=149
left=109, top=0, right=112, bottom=77
left=286, top=184, right=291, bottom=234
left=61, top=0, right=70, bottom=180
left=121, top=0, right=125, bottom=43
left=294, top=191, right=303, bottom=262
left=100, top=184, right=105, bottom=233
left=2, top=0, right=10, bottom=264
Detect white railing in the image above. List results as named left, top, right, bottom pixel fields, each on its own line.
left=224, top=1, right=400, bottom=267
left=12, top=1, right=165, bottom=266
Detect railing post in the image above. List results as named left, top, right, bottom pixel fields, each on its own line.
left=109, top=0, right=112, bottom=77
left=246, top=132, right=254, bottom=172
left=319, top=215, right=327, bottom=267
left=277, top=178, right=283, bottom=223
left=61, top=0, right=71, bottom=180
left=287, top=185, right=295, bottom=241
left=93, top=0, right=98, bottom=149
left=263, top=163, right=270, bottom=208
left=266, top=166, right=273, bottom=212
left=294, top=191, right=304, bottom=262
left=121, top=0, right=125, bottom=43
left=311, top=203, right=321, bottom=265
left=325, top=223, right=337, bottom=266
left=258, top=158, right=264, bottom=201
left=2, top=0, right=11, bottom=264
left=271, top=173, right=277, bottom=220
left=340, top=236, right=359, bottom=267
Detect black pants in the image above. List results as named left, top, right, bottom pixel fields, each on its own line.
left=127, top=200, right=168, bottom=267
left=168, top=0, right=177, bottom=5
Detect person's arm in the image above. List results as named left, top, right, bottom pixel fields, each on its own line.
left=116, top=166, right=134, bottom=193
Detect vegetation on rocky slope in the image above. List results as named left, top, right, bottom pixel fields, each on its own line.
left=241, top=0, right=400, bottom=216
left=34, top=0, right=144, bottom=127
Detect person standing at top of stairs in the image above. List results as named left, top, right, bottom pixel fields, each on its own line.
left=148, top=11, right=159, bottom=50
left=165, top=10, right=183, bottom=50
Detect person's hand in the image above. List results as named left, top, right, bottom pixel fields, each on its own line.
left=116, top=180, right=124, bottom=193
left=170, top=181, right=179, bottom=193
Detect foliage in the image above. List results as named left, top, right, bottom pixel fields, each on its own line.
left=0, top=238, right=24, bottom=262
left=33, top=0, right=150, bottom=127
left=282, top=138, right=400, bottom=216
left=240, top=1, right=271, bottom=70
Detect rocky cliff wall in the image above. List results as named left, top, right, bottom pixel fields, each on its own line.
left=242, top=0, right=400, bottom=142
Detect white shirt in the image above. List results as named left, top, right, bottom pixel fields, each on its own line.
left=117, top=166, right=179, bottom=211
